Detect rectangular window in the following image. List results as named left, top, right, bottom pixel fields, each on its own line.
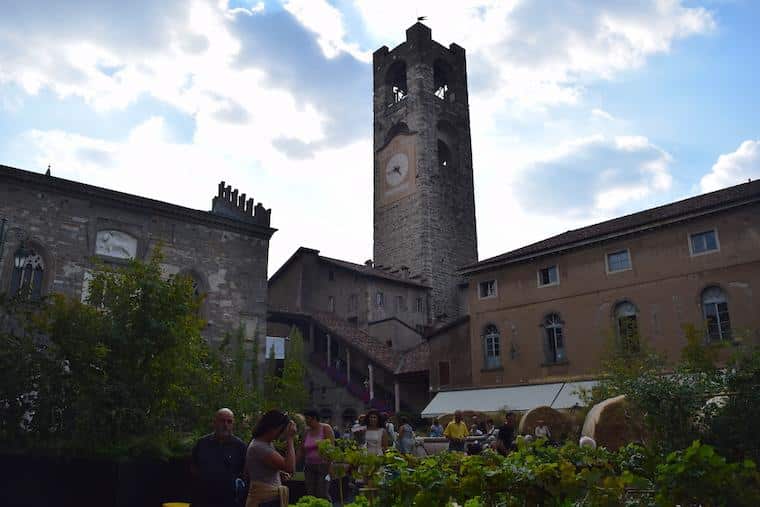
left=704, top=301, right=731, bottom=342
left=416, top=297, right=424, bottom=313
left=328, top=296, right=335, bottom=313
left=546, top=327, right=565, bottom=363
left=396, top=295, right=407, bottom=312
left=617, top=316, right=640, bottom=353
left=690, top=230, right=719, bottom=255
left=538, top=265, right=559, bottom=287
left=438, top=361, right=451, bottom=386
left=376, top=291, right=384, bottom=307
left=606, top=250, right=631, bottom=273
left=328, top=269, right=335, bottom=281
left=348, top=294, right=358, bottom=313
left=478, top=280, right=497, bottom=299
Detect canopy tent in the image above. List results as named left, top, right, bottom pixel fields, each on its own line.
left=421, top=380, right=596, bottom=418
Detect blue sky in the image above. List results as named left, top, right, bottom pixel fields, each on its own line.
left=0, top=0, right=758, bottom=274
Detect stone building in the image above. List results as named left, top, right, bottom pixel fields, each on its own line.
left=0, top=164, right=275, bottom=383
left=424, top=179, right=760, bottom=413
left=267, top=247, right=431, bottom=422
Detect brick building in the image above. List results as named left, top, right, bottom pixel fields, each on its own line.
left=0, top=164, right=274, bottom=384
left=424, top=180, right=760, bottom=413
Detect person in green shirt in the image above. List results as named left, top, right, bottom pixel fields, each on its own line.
left=443, top=410, right=469, bottom=452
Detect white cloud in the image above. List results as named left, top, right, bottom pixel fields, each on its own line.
left=592, top=108, right=615, bottom=121
left=512, top=135, right=673, bottom=218
left=701, top=140, right=760, bottom=192
left=283, top=0, right=371, bottom=62
left=353, top=0, right=714, bottom=108
left=26, top=118, right=374, bottom=276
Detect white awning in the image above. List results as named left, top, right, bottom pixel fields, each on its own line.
left=421, top=380, right=596, bottom=418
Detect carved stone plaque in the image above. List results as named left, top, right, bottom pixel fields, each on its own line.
left=96, top=230, right=137, bottom=260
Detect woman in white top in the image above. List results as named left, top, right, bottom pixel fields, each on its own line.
left=363, top=410, right=388, bottom=456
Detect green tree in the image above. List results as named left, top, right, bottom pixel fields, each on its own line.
left=0, top=248, right=259, bottom=458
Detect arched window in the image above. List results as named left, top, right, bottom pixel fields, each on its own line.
left=614, top=301, right=639, bottom=353
left=483, top=324, right=501, bottom=369
left=702, top=286, right=731, bottom=342
left=438, top=140, right=452, bottom=170
left=385, top=61, right=407, bottom=105
left=543, top=313, right=566, bottom=363
left=9, top=245, right=45, bottom=301
left=434, top=59, right=452, bottom=101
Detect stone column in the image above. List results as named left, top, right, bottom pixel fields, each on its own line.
left=394, top=380, right=400, bottom=413
left=368, top=363, right=374, bottom=401
left=326, top=334, right=331, bottom=365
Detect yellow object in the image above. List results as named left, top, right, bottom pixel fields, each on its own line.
left=162, top=503, right=190, bottom=507
left=443, top=420, right=469, bottom=440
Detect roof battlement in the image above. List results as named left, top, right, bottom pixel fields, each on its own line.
left=212, top=181, right=271, bottom=227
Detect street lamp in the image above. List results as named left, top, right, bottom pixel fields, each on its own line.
left=0, top=216, right=29, bottom=286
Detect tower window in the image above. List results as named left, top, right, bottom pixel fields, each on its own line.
left=386, top=61, right=407, bottom=106
left=434, top=59, right=452, bottom=101
left=438, top=140, right=452, bottom=169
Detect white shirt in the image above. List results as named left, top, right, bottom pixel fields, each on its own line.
left=365, top=428, right=385, bottom=455
left=535, top=425, right=551, bottom=438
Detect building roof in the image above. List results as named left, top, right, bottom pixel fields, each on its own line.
left=0, top=164, right=276, bottom=239
left=311, top=311, right=400, bottom=372
left=269, top=246, right=430, bottom=288
left=462, top=179, right=760, bottom=274
left=394, top=341, right=430, bottom=375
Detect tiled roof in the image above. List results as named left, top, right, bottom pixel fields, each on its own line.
left=395, top=341, right=430, bottom=375
left=311, top=311, right=399, bottom=372
left=319, top=255, right=430, bottom=288
left=268, top=247, right=431, bottom=289
left=462, top=179, right=760, bottom=273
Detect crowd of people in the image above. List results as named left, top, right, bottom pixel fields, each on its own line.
left=191, top=407, right=587, bottom=506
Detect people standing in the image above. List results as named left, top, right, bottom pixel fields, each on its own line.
left=429, top=418, right=444, bottom=438
left=244, top=410, right=297, bottom=507
left=300, top=409, right=335, bottom=502
left=396, top=416, right=415, bottom=454
left=364, top=410, right=388, bottom=455
left=495, top=412, right=516, bottom=455
left=384, top=412, right=396, bottom=447
left=191, top=408, right=248, bottom=507
left=443, top=410, right=469, bottom=452
left=534, top=419, right=551, bottom=440
left=485, top=419, right=497, bottom=438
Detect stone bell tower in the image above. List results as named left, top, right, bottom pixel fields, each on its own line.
left=372, top=22, right=478, bottom=321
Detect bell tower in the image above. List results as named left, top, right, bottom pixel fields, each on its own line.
left=372, top=22, right=478, bottom=321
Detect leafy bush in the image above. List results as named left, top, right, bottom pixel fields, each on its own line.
left=655, top=441, right=760, bottom=507
left=317, top=439, right=760, bottom=507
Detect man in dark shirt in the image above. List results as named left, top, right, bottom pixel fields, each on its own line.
left=495, top=412, right=516, bottom=455
left=192, top=408, right=248, bottom=507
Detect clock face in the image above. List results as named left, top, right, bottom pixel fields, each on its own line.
left=385, top=153, right=409, bottom=187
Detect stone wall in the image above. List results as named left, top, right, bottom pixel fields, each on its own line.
left=0, top=165, right=274, bottom=385
left=373, top=23, right=477, bottom=322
